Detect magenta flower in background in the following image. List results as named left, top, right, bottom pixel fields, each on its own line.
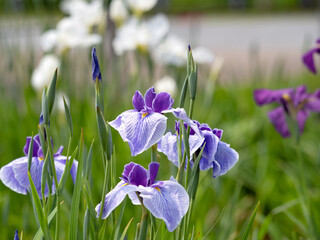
left=0, top=135, right=78, bottom=198
left=158, top=120, right=238, bottom=178
left=110, top=87, right=200, bottom=156
left=253, top=85, right=320, bottom=137
left=302, top=38, right=320, bottom=74
left=95, top=162, right=189, bottom=232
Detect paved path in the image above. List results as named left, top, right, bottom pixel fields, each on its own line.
left=169, top=13, right=320, bottom=81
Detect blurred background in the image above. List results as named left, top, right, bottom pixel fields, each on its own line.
left=0, top=0, right=320, bottom=239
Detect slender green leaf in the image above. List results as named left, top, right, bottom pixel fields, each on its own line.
left=41, top=88, right=49, bottom=125
left=241, top=201, right=260, bottom=240
left=69, top=130, right=84, bottom=240
left=47, top=69, right=58, bottom=114
left=120, top=217, right=134, bottom=240
left=27, top=172, right=51, bottom=240
left=63, top=96, right=73, bottom=137
left=27, top=134, right=34, bottom=172
left=34, top=206, right=58, bottom=240
left=85, top=139, right=94, bottom=180
left=114, top=198, right=127, bottom=239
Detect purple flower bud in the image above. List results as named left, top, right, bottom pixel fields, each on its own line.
left=92, top=47, right=102, bottom=81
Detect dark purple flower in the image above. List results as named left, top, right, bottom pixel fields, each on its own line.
left=302, top=38, right=320, bottom=74
left=0, top=135, right=78, bottom=198
left=95, top=162, right=189, bottom=232
left=253, top=85, right=320, bottom=137
left=110, top=87, right=199, bottom=156
left=92, top=47, right=101, bottom=81
left=158, top=120, right=239, bottom=178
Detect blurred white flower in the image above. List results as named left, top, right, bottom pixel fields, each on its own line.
left=31, top=54, right=60, bottom=91
left=153, top=35, right=215, bottom=66
left=55, top=91, right=70, bottom=113
left=41, top=17, right=102, bottom=53
left=61, top=0, right=105, bottom=29
left=154, top=75, right=177, bottom=96
left=113, top=14, right=169, bottom=55
left=192, top=47, right=214, bottom=64
left=153, top=35, right=187, bottom=67
left=127, top=0, right=158, bottom=15
left=110, top=0, right=128, bottom=26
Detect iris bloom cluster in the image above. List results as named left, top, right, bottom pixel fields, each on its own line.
left=254, top=85, right=320, bottom=137
left=158, top=120, right=239, bottom=177
left=95, top=162, right=189, bottom=232
left=0, top=135, right=77, bottom=198
left=110, top=87, right=199, bottom=156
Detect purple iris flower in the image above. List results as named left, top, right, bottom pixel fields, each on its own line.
left=253, top=85, right=320, bottom=137
left=110, top=87, right=199, bottom=156
left=158, top=121, right=239, bottom=178
left=302, top=38, right=320, bottom=74
left=95, top=162, right=189, bottom=232
left=92, top=47, right=101, bottom=81
left=0, top=135, right=78, bottom=198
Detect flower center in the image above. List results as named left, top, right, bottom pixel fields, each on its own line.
left=142, top=112, right=148, bottom=118
left=38, top=157, right=44, bottom=161
left=154, top=187, right=161, bottom=192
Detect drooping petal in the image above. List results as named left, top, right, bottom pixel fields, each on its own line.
left=294, top=85, right=308, bottom=106
left=0, top=157, right=28, bottom=194
left=305, top=90, right=320, bottom=112
left=212, top=141, right=239, bottom=177
left=253, top=88, right=294, bottom=106
left=267, top=107, right=290, bottom=137
left=139, top=180, right=189, bottom=232
left=152, top=92, right=173, bottom=113
left=145, top=87, right=157, bottom=108
left=199, top=131, right=219, bottom=171
left=132, top=91, right=145, bottom=111
left=111, top=111, right=167, bottom=156
left=296, top=109, right=309, bottom=135
left=157, top=132, right=179, bottom=166
left=302, top=48, right=319, bottom=74
left=148, top=162, right=160, bottom=185
left=95, top=180, right=138, bottom=219
left=129, top=164, right=148, bottom=187
left=54, top=146, right=64, bottom=157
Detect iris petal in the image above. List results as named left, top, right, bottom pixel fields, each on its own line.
left=253, top=89, right=294, bottom=106
left=148, top=162, right=160, bottom=185
left=139, top=180, right=189, bottom=232
left=55, top=155, right=78, bottom=183
left=152, top=92, right=173, bottom=113
left=199, top=131, right=219, bottom=171
left=95, top=180, right=138, bottom=219
left=297, top=109, right=309, bottom=135
left=145, top=87, right=157, bottom=108
left=302, top=48, right=319, bottom=74
left=268, top=107, right=290, bottom=137
left=111, top=111, right=167, bottom=156
left=129, top=164, right=148, bottom=187
left=132, top=91, right=145, bottom=111
left=213, top=141, right=239, bottom=177
left=0, top=157, right=28, bottom=194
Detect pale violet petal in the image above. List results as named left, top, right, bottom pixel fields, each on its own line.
left=157, top=132, right=179, bottom=166
left=95, top=181, right=138, bottom=219
left=198, top=131, right=219, bottom=171
left=139, top=180, right=189, bottom=232
left=213, top=141, right=239, bottom=177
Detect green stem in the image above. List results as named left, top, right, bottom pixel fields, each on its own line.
left=151, top=144, right=158, bottom=162
left=98, top=154, right=110, bottom=230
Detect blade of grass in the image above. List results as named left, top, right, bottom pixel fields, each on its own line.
left=241, top=201, right=260, bottom=240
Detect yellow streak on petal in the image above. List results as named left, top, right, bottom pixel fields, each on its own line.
left=121, top=183, right=129, bottom=187
left=155, top=187, right=161, bottom=192
left=142, top=113, right=148, bottom=118
left=38, top=157, right=44, bottom=161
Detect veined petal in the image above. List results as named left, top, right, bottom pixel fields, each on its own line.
left=139, top=180, right=189, bottom=232
left=157, top=132, right=179, bottom=166
left=112, top=111, right=167, bottom=156
left=0, top=157, right=28, bottom=194
left=199, top=131, right=219, bottom=171
left=152, top=92, right=173, bottom=113
left=212, top=141, right=239, bottom=177
left=267, top=107, right=290, bottom=137
left=132, top=91, right=145, bottom=111
left=95, top=180, right=138, bottom=219
left=148, top=162, right=160, bottom=185
left=253, top=88, right=294, bottom=106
